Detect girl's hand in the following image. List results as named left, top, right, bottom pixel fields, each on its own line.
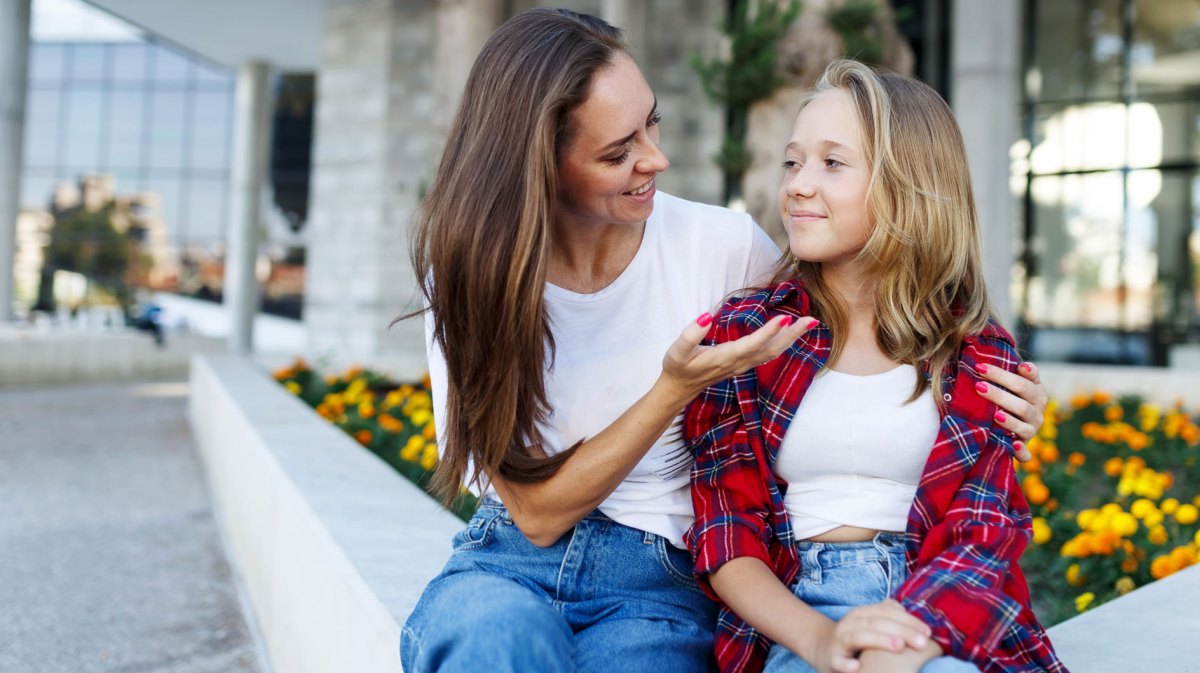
left=659, top=312, right=816, bottom=405
left=808, top=600, right=932, bottom=673
left=974, top=361, right=1048, bottom=463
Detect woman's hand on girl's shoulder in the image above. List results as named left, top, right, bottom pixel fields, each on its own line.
left=973, top=360, right=1048, bottom=462
left=659, top=311, right=816, bottom=405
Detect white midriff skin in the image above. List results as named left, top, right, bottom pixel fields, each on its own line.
left=488, top=50, right=815, bottom=549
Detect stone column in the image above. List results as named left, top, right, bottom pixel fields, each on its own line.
left=952, top=0, right=1021, bottom=329
left=433, top=0, right=504, bottom=147
left=224, top=60, right=272, bottom=354
left=0, top=0, right=31, bottom=322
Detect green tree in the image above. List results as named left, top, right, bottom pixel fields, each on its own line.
left=40, top=202, right=138, bottom=310
left=691, top=0, right=802, bottom=204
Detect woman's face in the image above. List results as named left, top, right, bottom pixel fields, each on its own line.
left=778, top=88, right=872, bottom=273
left=556, top=51, right=669, bottom=231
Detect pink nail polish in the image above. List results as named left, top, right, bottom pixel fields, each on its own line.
left=779, top=316, right=793, bottom=328
left=975, top=363, right=989, bottom=374
left=1014, top=440, right=1025, bottom=452
left=975, top=381, right=989, bottom=394
left=1021, top=362, right=1033, bottom=372
left=806, top=319, right=819, bottom=330
left=697, top=312, right=713, bottom=327
left=995, top=411, right=1007, bottom=423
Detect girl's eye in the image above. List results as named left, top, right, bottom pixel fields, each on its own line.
left=825, top=158, right=844, bottom=169
left=781, top=160, right=800, bottom=170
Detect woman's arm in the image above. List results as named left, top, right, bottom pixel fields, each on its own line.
left=711, top=558, right=931, bottom=673
left=493, top=312, right=814, bottom=547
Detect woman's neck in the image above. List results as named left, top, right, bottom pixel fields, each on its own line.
left=547, top=219, right=645, bottom=294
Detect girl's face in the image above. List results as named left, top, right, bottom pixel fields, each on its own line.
left=555, top=51, right=669, bottom=231
left=778, top=88, right=872, bottom=274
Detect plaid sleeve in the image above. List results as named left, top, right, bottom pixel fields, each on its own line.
left=896, top=327, right=1038, bottom=664
left=684, top=305, right=775, bottom=601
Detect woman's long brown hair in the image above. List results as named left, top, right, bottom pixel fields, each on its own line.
left=402, top=9, right=625, bottom=504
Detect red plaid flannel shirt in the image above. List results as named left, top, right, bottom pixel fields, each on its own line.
left=684, top=279, right=1067, bottom=673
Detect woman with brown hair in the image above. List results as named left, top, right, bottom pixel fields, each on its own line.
left=400, top=10, right=1048, bottom=673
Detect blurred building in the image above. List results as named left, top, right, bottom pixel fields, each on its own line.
left=0, top=0, right=1197, bottom=369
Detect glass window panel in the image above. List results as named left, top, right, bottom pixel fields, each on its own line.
left=1135, top=100, right=1200, bottom=167
left=22, top=89, right=61, bottom=167
left=110, top=43, right=148, bottom=82
left=1142, top=170, right=1192, bottom=331
left=62, top=88, right=104, bottom=172
left=189, top=89, right=232, bottom=170
left=1025, top=172, right=1126, bottom=330
left=1030, top=102, right=1131, bottom=173
left=149, top=44, right=191, bottom=83
left=147, top=90, right=187, bottom=170
left=28, top=44, right=65, bottom=82
left=19, top=170, right=57, bottom=210
left=185, top=178, right=229, bottom=243
left=1131, top=0, right=1200, bottom=95
left=104, top=89, right=146, bottom=169
left=194, top=60, right=233, bottom=84
left=108, top=168, right=143, bottom=195
left=69, top=44, right=107, bottom=82
left=1031, top=0, right=1122, bottom=102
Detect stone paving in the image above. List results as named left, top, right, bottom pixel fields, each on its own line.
left=0, top=380, right=265, bottom=673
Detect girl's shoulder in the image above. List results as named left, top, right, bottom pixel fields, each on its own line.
left=711, top=278, right=811, bottom=340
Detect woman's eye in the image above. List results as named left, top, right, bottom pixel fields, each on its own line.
left=606, top=151, right=631, bottom=166
left=648, top=111, right=662, bottom=127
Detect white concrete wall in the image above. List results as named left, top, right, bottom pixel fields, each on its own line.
left=1039, top=363, right=1200, bottom=407
left=0, top=327, right=221, bottom=386
left=188, top=354, right=462, bottom=673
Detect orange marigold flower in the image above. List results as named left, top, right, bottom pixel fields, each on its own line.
left=1092, top=391, right=1113, bottom=406
left=1121, top=556, right=1139, bottom=574
left=1070, top=394, right=1090, bottom=409
left=1150, top=555, right=1177, bottom=580
left=1104, top=457, right=1124, bottom=477
left=1104, top=405, right=1124, bottom=422
left=1065, top=563, right=1086, bottom=586
left=1068, top=452, right=1086, bottom=467
left=1040, top=443, right=1060, bottom=463
left=355, top=429, right=373, bottom=445
left=1148, top=525, right=1169, bottom=545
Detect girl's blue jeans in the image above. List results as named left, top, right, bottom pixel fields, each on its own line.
left=400, top=501, right=718, bottom=673
left=763, top=532, right=981, bottom=673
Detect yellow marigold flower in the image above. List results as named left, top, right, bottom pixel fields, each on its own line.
left=400, top=435, right=425, bottom=462
left=1116, top=477, right=1135, bottom=497
left=355, top=429, right=373, bottom=445
left=1032, top=517, right=1052, bottom=545
left=411, top=409, right=433, bottom=427
left=359, top=401, right=376, bottom=419
left=1121, top=556, right=1139, bottom=574
left=1066, top=564, right=1086, bottom=586
left=1101, top=503, right=1122, bottom=516
left=1068, top=452, right=1086, bottom=467
left=1075, top=592, right=1095, bottom=612
left=284, top=381, right=302, bottom=395
left=1103, top=457, right=1123, bottom=477
left=1194, top=529, right=1200, bottom=547
left=1039, top=423, right=1058, bottom=440
left=1175, top=504, right=1199, bottom=526
left=1113, top=513, right=1138, bottom=537
left=1161, top=498, right=1180, bottom=515
left=1130, top=499, right=1156, bottom=519
left=1150, top=555, right=1177, bottom=580
left=1104, top=405, right=1123, bottom=422
left=1149, top=525, right=1169, bottom=545
left=1143, top=510, right=1165, bottom=529
left=421, top=445, right=438, bottom=471
left=1114, top=577, right=1136, bottom=596
left=1077, top=509, right=1097, bottom=529
left=1060, top=539, right=1079, bottom=558
left=325, top=374, right=339, bottom=386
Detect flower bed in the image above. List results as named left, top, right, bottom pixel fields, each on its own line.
left=273, top=359, right=1200, bottom=624
left=1019, top=392, right=1200, bottom=625
left=272, top=359, right=477, bottom=521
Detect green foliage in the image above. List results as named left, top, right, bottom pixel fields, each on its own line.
left=43, top=203, right=137, bottom=307
left=827, top=0, right=910, bottom=65
left=691, top=0, right=802, bottom=191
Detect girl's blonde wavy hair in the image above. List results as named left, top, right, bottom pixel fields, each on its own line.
left=772, top=59, right=995, bottom=403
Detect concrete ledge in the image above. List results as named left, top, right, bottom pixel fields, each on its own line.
left=1040, top=363, right=1200, bottom=407
left=0, top=327, right=222, bottom=386
left=1048, top=564, right=1200, bottom=670
left=188, top=354, right=462, bottom=673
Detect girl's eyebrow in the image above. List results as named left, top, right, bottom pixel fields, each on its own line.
left=786, top=139, right=855, bottom=153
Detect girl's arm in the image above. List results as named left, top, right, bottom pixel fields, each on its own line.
left=711, top=557, right=931, bottom=673
left=492, top=312, right=814, bottom=547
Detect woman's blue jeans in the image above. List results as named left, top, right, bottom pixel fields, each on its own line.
left=401, top=501, right=718, bottom=673
left=763, top=533, right=981, bottom=673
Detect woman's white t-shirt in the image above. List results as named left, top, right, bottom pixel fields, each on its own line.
left=426, top=191, right=779, bottom=547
